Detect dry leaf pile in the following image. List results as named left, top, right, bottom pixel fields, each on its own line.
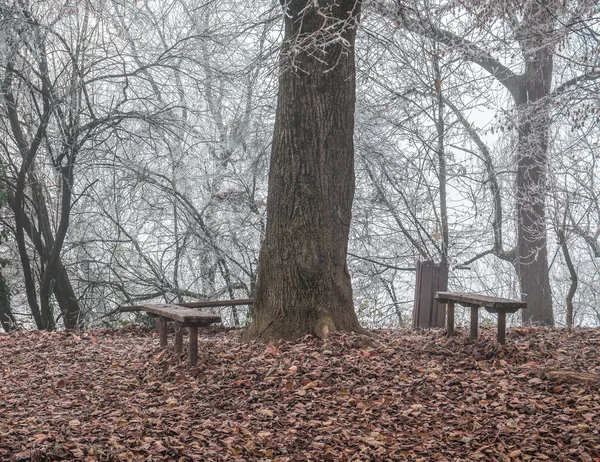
left=1, top=326, right=599, bottom=461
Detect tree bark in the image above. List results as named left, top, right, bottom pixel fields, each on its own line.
left=514, top=2, right=555, bottom=326
left=2, top=55, right=48, bottom=330
left=5, top=174, right=81, bottom=329
left=433, top=50, right=448, bottom=266
left=0, top=262, right=16, bottom=332
left=244, top=0, right=362, bottom=341
left=514, top=88, right=553, bottom=325
left=52, top=262, right=81, bottom=329
left=557, top=226, right=577, bottom=328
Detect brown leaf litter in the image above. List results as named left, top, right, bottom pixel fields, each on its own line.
left=1, top=326, right=599, bottom=461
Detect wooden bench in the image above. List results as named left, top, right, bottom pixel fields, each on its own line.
left=119, top=299, right=253, bottom=365
left=435, top=292, right=527, bottom=344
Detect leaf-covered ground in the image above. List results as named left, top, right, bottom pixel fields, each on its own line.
left=1, top=326, right=600, bottom=461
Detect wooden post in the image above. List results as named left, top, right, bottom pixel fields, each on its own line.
left=447, top=300, right=455, bottom=335
left=497, top=311, right=506, bottom=345
left=189, top=326, right=198, bottom=366
left=470, top=306, right=479, bottom=341
left=159, top=317, right=168, bottom=348
left=175, top=325, right=184, bottom=353
left=414, top=262, right=448, bottom=328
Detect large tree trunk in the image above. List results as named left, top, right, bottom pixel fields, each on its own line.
left=515, top=88, right=554, bottom=325
left=514, top=2, right=555, bottom=326
left=244, top=0, right=362, bottom=341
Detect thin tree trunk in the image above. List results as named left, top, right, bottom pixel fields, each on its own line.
left=26, top=169, right=79, bottom=329
left=557, top=227, right=577, bottom=328
left=5, top=180, right=81, bottom=329
left=433, top=50, right=448, bottom=266
left=244, top=0, right=363, bottom=341
left=0, top=262, right=16, bottom=332
left=2, top=56, right=48, bottom=329
left=39, top=154, right=78, bottom=330
left=52, top=261, right=81, bottom=329
left=217, top=258, right=240, bottom=326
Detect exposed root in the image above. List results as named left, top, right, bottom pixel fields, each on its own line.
left=320, top=323, right=330, bottom=340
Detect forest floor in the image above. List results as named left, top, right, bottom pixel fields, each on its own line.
left=1, top=326, right=599, bottom=462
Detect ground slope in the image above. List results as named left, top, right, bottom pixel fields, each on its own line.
left=1, top=326, right=599, bottom=461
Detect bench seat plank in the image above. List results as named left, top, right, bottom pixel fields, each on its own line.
left=435, top=292, right=526, bottom=311
left=137, top=304, right=222, bottom=325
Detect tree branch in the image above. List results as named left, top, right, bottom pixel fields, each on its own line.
left=369, top=1, right=520, bottom=94
left=552, top=69, right=600, bottom=97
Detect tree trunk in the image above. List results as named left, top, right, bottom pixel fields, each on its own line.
left=244, top=0, right=362, bottom=341
left=28, top=165, right=81, bottom=329
left=12, top=194, right=44, bottom=329
left=433, top=49, right=448, bottom=266
left=514, top=3, right=555, bottom=326
left=53, top=261, right=81, bottom=329
left=557, top=226, right=577, bottom=328
left=0, top=263, right=16, bottom=332
left=5, top=180, right=81, bottom=329
left=515, top=85, right=554, bottom=325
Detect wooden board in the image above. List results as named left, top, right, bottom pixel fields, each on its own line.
left=126, top=304, right=222, bottom=325
left=119, top=298, right=253, bottom=312
left=435, top=292, right=526, bottom=312
left=177, top=298, right=253, bottom=309
left=413, top=261, right=448, bottom=328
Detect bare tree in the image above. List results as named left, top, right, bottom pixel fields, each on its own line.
left=366, top=0, right=600, bottom=325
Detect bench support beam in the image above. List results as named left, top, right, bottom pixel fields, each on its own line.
left=159, top=318, right=168, bottom=348
left=497, top=311, right=506, bottom=345
left=470, top=306, right=479, bottom=341
left=189, top=326, right=198, bottom=366
left=447, top=300, right=455, bottom=335
left=175, top=326, right=184, bottom=353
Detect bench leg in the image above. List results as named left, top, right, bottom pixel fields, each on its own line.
left=175, top=325, right=184, bottom=354
left=497, top=311, right=506, bottom=345
left=470, top=306, right=479, bottom=341
left=189, top=326, right=198, bottom=366
left=447, top=301, right=455, bottom=335
left=159, top=317, right=168, bottom=348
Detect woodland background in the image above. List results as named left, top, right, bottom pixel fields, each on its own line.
left=1, top=0, right=600, bottom=331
